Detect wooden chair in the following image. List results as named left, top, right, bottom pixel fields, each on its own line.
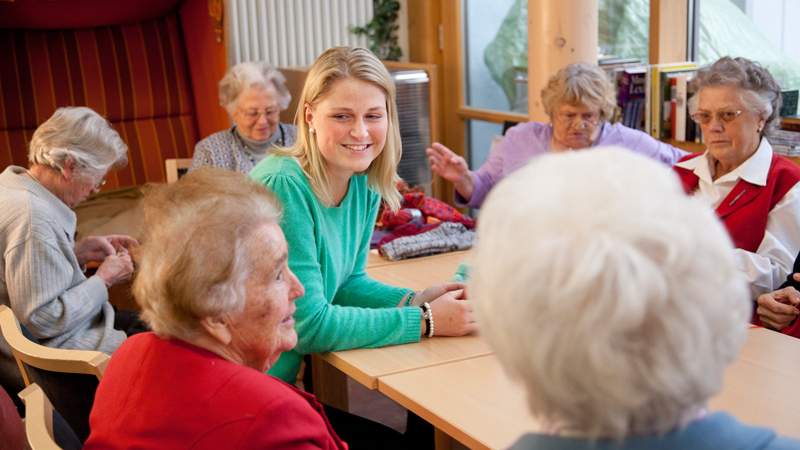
left=0, top=306, right=108, bottom=441
left=165, top=158, right=194, bottom=183
left=18, top=383, right=60, bottom=450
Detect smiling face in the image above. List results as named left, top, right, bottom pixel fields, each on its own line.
left=225, top=223, right=305, bottom=372
left=304, top=77, right=388, bottom=185
left=696, top=85, right=765, bottom=167
left=231, top=85, right=281, bottom=142
left=550, top=102, right=603, bottom=150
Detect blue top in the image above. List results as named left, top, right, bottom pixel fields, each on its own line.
left=508, top=412, right=800, bottom=450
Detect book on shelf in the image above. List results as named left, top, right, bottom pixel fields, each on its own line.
left=601, top=61, right=648, bottom=132
left=648, top=62, right=697, bottom=142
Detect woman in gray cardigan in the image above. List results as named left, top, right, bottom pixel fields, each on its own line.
left=0, top=107, right=137, bottom=392
left=190, top=62, right=297, bottom=174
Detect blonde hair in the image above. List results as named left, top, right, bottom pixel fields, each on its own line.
left=133, top=168, right=283, bottom=341
left=541, top=63, right=618, bottom=123
left=276, top=46, right=402, bottom=210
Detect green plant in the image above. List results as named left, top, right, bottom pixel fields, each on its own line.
left=350, top=0, right=402, bottom=61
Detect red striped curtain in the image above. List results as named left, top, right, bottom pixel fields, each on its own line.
left=0, top=13, right=199, bottom=188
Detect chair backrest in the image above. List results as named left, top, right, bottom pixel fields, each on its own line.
left=0, top=306, right=108, bottom=382
left=165, top=158, right=193, bottom=183
left=0, top=306, right=108, bottom=441
left=18, top=384, right=60, bottom=450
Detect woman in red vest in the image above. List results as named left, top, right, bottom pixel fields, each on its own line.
left=673, top=57, right=800, bottom=316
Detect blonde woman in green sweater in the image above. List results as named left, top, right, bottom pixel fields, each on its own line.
left=250, top=47, right=476, bottom=385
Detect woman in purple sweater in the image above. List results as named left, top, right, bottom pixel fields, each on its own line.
left=427, top=63, right=687, bottom=208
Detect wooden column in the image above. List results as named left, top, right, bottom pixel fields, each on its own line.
left=649, top=0, right=689, bottom=64
left=527, top=0, right=598, bottom=121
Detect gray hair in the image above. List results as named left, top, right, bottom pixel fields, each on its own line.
left=218, top=62, right=292, bottom=115
left=28, top=107, right=128, bottom=178
left=541, top=63, right=618, bottom=123
left=133, top=168, right=283, bottom=341
left=690, top=56, right=782, bottom=136
left=471, top=147, right=751, bottom=440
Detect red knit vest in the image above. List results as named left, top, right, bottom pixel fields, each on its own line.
left=673, top=152, right=800, bottom=252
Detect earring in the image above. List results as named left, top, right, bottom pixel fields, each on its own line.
left=309, top=127, right=315, bottom=134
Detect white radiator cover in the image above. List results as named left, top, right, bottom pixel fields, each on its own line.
left=226, top=0, right=373, bottom=67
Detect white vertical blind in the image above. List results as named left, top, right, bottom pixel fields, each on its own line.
left=226, top=0, right=373, bottom=67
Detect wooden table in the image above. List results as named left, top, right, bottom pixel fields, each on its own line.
left=377, top=327, right=800, bottom=450
left=313, top=251, right=478, bottom=406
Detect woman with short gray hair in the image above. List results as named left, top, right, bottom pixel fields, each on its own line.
left=472, top=147, right=800, bottom=449
left=0, top=106, right=138, bottom=395
left=427, top=62, right=686, bottom=208
left=673, top=57, right=800, bottom=308
left=190, top=62, right=297, bottom=173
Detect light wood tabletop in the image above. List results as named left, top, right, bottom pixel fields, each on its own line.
left=378, top=328, right=800, bottom=450
left=321, top=335, right=492, bottom=389
left=378, top=354, right=535, bottom=450
left=708, top=327, right=800, bottom=437
left=365, top=250, right=470, bottom=291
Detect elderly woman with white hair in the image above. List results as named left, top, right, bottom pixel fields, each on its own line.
left=427, top=63, right=686, bottom=208
left=471, top=148, right=800, bottom=449
left=84, top=169, right=348, bottom=449
left=190, top=62, right=296, bottom=173
left=673, top=57, right=800, bottom=306
left=0, top=107, right=137, bottom=392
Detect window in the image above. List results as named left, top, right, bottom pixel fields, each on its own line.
left=696, top=0, right=800, bottom=113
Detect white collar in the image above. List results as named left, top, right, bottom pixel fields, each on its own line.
left=674, top=138, right=773, bottom=186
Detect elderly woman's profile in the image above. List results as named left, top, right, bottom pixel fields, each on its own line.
left=83, top=168, right=346, bottom=449
left=0, top=106, right=137, bottom=396
left=471, top=148, right=800, bottom=449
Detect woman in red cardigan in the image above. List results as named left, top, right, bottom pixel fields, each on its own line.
left=673, top=57, right=800, bottom=305
left=84, top=169, right=346, bottom=450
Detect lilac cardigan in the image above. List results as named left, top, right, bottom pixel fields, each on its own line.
left=457, top=121, right=688, bottom=208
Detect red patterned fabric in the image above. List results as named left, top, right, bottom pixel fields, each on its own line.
left=0, top=13, right=201, bottom=188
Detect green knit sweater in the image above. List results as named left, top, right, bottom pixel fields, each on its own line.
left=250, top=155, right=422, bottom=382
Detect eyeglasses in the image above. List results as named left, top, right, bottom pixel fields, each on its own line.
left=239, top=107, right=280, bottom=121
left=555, top=112, right=600, bottom=127
left=690, top=110, right=743, bottom=125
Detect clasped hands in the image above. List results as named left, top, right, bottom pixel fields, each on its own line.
left=76, top=235, right=139, bottom=287
left=756, top=274, right=800, bottom=331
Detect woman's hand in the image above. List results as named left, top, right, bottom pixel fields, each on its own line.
left=96, top=249, right=134, bottom=288
left=415, top=282, right=466, bottom=305
left=756, top=286, right=800, bottom=330
left=425, top=288, right=476, bottom=337
left=426, top=142, right=474, bottom=200
left=76, top=235, right=139, bottom=266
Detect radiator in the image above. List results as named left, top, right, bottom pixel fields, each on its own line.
left=227, top=0, right=373, bottom=66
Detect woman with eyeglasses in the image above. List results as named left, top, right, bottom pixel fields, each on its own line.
left=426, top=63, right=687, bottom=209
left=190, top=62, right=297, bottom=174
left=674, top=56, right=800, bottom=311
left=0, top=107, right=139, bottom=401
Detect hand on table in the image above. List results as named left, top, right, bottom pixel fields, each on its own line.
left=756, top=284, right=800, bottom=331
left=415, top=282, right=466, bottom=305
left=426, top=142, right=474, bottom=200
left=426, top=288, right=477, bottom=337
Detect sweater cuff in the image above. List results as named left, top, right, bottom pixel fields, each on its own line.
left=85, top=275, right=110, bottom=306
left=401, top=306, right=423, bottom=343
